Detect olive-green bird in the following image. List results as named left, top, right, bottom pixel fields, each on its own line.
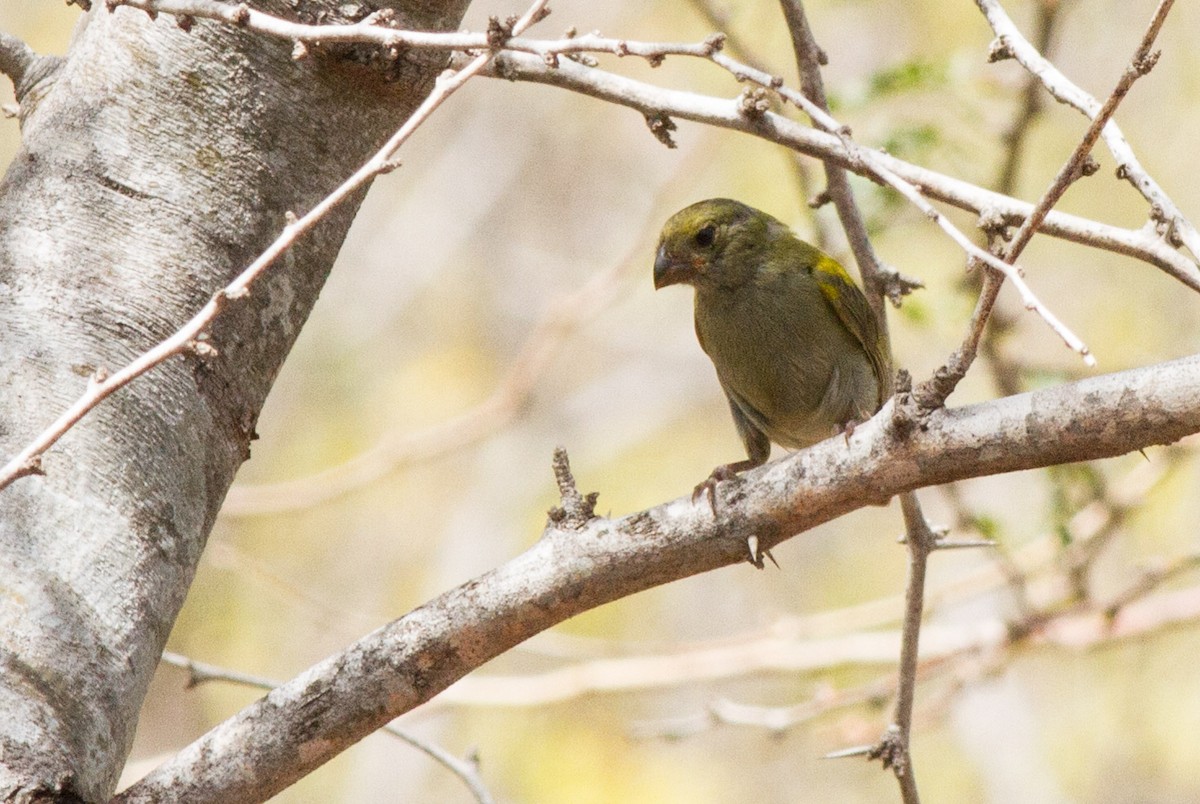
left=653, top=198, right=891, bottom=503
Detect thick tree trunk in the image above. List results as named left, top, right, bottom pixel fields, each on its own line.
left=0, top=2, right=468, bottom=800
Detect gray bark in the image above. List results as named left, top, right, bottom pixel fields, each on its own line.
left=0, top=2, right=468, bottom=800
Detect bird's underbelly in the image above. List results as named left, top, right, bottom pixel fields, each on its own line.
left=713, top=343, right=877, bottom=450
left=695, top=287, right=880, bottom=450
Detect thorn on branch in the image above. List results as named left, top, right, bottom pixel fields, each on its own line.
left=66, top=0, right=92, bottom=10
left=880, top=266, right=924, bottom=307
left=176, top=14, right=195, bottom=32
left=292, top=41, right=309, bottom=61
left=867, top=725, right=910, bottom=776
left=745, top=535, right=781, bottom=570
left=644, top=112, right=677, bottom=149
left=897, top=521, right=950, bottom=548
left=987, top=36, right=1014, bottom=62
left=232, top=3, right=251, bottom=27
left=824, top=744, right=874, bottom=760
left=931, top=537, right=996, bottom=551
left=1078, top=154, right=1100, bottom=178
left=546, top=447, right=598, bottom=531
left=808, top=189, right=832, bottom=209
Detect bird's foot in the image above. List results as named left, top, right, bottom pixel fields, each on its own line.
left=692, top=464, right=744, bottom=513
left=692, top=470, right=726, bottom=513
left=837, top=417, right=862, bottom=445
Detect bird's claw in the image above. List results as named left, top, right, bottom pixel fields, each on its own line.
left=692, top=465, right=738, bottom=513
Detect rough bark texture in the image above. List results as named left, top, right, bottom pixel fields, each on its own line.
left=0, top=2, right=468, bottom=800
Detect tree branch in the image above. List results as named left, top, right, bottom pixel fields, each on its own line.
left=918, top=0, right=1176, bottom=408
left=474, top=49, right=1199, bottom=291
left=976, top=0, right=1200, bottom=262
left=0, top=1, right=549, bottom=493
left=158, top=651, right=494, bottom=803
left=116, top=354, right=1200, bottom=802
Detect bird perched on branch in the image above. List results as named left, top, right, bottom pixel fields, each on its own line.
left=653, top=198, right=891, bottom=506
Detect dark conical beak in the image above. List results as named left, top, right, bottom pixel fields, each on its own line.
left=653, top=245, right=693, bottom=289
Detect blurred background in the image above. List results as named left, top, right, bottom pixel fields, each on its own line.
left=4, top=0, right=1200, bottom=801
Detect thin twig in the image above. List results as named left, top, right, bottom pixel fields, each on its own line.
left=777, top=5, right=929, bottom=798
left=779, top=0, right=898, bottom=323
left=701, top=48, right=1092, bottom=363
left=158, top=651, right=495, bottom=803
left=116, top=0, right=1189, bottom=360
left=976, top=0, right=1200, bottom=263
left=918, top=0, right=1176, bottom=408
left=0, top=2, right=551, bottom=491
left=993, top=0, right=1064, bottom=196
left=972, top=0, right=1066, bottom=400
left=104, top=0, right=1200, bottom=287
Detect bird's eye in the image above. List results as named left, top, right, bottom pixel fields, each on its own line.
left=694, top=224, right=717, bottom=248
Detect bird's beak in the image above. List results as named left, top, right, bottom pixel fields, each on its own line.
left=653, top=245, right=693, bottom=289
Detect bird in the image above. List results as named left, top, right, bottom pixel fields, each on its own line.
left=653, top=198, right=891, bottom=507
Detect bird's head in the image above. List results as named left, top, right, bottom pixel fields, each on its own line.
left=653, top=198, right=778, bottom=291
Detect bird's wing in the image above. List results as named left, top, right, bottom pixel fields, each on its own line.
left=811, top=255, right=892, bottom=405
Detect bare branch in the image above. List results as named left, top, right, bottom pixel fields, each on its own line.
left=918, top=0, right=1177, bottom=408
left=157, top=652, right=495, bottom=804
left=976, top=0, right=1200, bottom=262
left=0, top=1, right=551, bottom=492
left=777, top=5, right=930, bottom=798
left=473, top=50, right=1199, bottom=291
left=993, top=1, right=1065, bottom=195
left=116, top=355, right=1200, bottom=802
left=108, top=0, right=1199, bottom=290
